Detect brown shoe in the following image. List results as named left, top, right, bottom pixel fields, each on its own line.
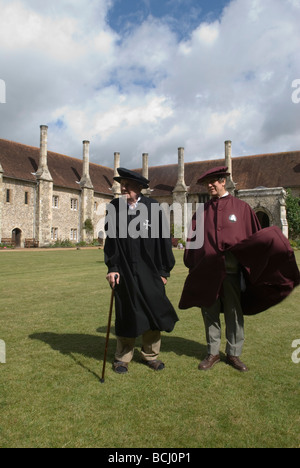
left=226, top=355, right=249, bottom=372
left=198, top=354, right=220, bottom=371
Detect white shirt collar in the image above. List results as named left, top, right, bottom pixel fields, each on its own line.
left=128, top=196, right=141, bottom=210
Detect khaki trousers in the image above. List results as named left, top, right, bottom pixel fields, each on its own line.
left=115, top=330, right=161, bottom=363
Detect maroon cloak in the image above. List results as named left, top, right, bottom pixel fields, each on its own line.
left=179, top=194, right=299, bottom=314
left=230, top=226, right=300, bottom=315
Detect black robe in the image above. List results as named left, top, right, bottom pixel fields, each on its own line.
left=104, top=195, right=179, bottom=338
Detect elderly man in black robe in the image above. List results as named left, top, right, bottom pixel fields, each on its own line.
left=104, top=168, right=179, bottom=374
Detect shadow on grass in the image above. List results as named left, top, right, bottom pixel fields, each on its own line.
left=29, top=331, right=206, bottom=357
left=29, top=332, right=113, bottom=381
left=30, top=332, right=112, bottom=360
left=29, top=331, right=207, bottom=374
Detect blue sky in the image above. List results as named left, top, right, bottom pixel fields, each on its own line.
left=0, top=0, right=299, bottom=168
left=108, top=0, right=229, bottom=40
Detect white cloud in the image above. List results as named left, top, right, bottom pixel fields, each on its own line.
left=0, top=0, right=299, bottom=169
left=0, top=2, right=84, bottom=60
left=55, top=92, right=173, bottom=142
left=193, top=21, right=220, bottom=45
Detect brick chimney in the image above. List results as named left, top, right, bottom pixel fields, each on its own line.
left=36, top=125, right=53, bottom=181
left=80, top=140, right=93, bottom=189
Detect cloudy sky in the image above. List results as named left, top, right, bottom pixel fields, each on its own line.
left=0, top=0, right=299, bottom=168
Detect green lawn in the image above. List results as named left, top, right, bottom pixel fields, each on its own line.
left=0, top=248, right=299, bottom=448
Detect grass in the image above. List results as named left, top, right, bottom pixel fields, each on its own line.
left=0, top=248, right=299, bottom=448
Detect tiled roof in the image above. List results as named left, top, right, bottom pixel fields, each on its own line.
left=141, top=151, right=300, bottom=196
left=1, top=138, right=299, bottom=197
left=0, top=139, right=114, bottom=195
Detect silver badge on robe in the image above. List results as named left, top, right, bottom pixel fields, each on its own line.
left=229, top=214, right=237, bottom=223
left=143, top=220, right=151, bottom=230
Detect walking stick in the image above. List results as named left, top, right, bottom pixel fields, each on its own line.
left=100, top=275, right=118, bottom=383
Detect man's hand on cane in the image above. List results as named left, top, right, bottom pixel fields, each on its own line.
left=106, top=272, right=166, bottom=287
left=106, top=272, right=120, bottom=289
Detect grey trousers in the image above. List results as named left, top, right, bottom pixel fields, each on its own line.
left=201, top=274, right=244, bottom=357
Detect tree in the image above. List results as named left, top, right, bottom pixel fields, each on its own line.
left=286, top=190, right=300, bottom=240
left=83, top=218, right=93, bottom=234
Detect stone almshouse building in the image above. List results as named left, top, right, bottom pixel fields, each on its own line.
left=0, top=125, right=299, bottom=247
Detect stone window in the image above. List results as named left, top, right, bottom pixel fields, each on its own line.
left=6, top=189, right=10, bottom=203
left=71, top=198, right=78, bottom=211
left=51, top=227, right=58, bottom=240
left=52, top=196, right=59, bottom=209
left=25, top=192, right=29, bottom=205
left=70, top=229, right=78, bottom=241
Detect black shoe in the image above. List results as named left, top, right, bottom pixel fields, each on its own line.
left=113, top=360, right=129, bottom=374
left=143, top=360, right=165, bottom=371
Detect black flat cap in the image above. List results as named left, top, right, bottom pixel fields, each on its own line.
left=197, top=166, right=230, bottom=184
left=113, top=167, right=150, bottom=188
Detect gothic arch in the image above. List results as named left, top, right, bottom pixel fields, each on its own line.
left=12, top=227, right=22, bottom=247
left=254, top=207, right=272, bottom=229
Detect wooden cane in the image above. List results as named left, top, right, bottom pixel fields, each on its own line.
left=100, top=275, right=118, bottom=383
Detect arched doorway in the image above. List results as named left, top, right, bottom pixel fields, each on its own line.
left=12, top=228, right=22, bottom=248
left=256, top=211, right=270, bottom=229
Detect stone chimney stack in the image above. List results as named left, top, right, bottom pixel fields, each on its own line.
left=173, top=148, right=187, bottom=239
left=80, top=140, right=94, bottom=243
left=225, top=140, right=232, bottom=174
left=224, top=140, right=236, bottom=194
left=142, top=153, right=149, bottom=180
left=112, top=152, right=121, bottom=198
left=36, top=125, right=52, bottom=181
left=35, top=125, right=53, bottom=247
left=80, top=140, right=93, bottom=189
left=142, top=153, right=151, bottom=196
left=174, top=147, right=187, bottom=192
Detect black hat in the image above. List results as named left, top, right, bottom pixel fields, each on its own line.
left=197, top=166, right=230, bottom=184
left=113, top=167, right=150, bottom=188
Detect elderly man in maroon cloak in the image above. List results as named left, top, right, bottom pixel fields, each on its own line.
left=179, top=166, right=299, bottom=372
